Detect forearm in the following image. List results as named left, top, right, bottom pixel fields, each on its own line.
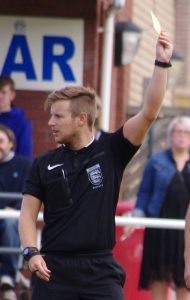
left=184, top=205, right=190, bottom=265
left=19, top=211, right=38, bottom=248
left=142, top=31, right=173, bottom=122
left=142, top=66, right=167, bottom=122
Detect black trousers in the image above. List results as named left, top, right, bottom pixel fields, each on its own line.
left=32, top=251, right=125, bottom=300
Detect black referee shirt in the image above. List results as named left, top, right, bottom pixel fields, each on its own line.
left=24, top=127, right=140, bottom=253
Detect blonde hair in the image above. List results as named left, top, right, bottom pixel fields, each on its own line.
left=44, top=86, right=96, bottom=128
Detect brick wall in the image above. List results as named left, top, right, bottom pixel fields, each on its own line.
left=15, top=90, right=51, bottom=156
left=130, top=0, right=175, bottom=107
left=175, top=0, right=190, bottom=99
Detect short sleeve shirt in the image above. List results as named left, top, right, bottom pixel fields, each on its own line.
left=24, top=127, right=140, bottom=253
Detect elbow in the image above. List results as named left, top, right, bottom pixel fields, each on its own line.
left=143, top=111, right=158, bottom=126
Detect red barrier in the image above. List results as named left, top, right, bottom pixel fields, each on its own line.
left=113, top=201, right=151, bottom=300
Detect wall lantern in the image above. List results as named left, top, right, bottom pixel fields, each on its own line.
left=115, top=21, right=142, bottom=66
left=167, top=50, right=184, bottom=88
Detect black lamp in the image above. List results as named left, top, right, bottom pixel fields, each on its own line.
left=115, top=21, right=142, bottom=66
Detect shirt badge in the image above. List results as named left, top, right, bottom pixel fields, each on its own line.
left=86, top=164, right=103, bottom=186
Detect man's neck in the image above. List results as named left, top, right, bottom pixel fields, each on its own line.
left=67, top=131, right=94, bottom=150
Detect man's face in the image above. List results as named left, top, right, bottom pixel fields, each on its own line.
left=48, top=100, right=79, bottom=144
left=0, top=131, right=13, bottom=162
left=0, top=85, right=15, bottom=111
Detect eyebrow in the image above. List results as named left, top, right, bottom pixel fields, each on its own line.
left=50, top=112, right=63, bottom=117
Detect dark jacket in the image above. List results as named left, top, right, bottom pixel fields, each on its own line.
left=0, top=155, right=32, bottom=209
left=0, top=105, right=32, bottom=157
left=134, top=150, right=178, bottom=217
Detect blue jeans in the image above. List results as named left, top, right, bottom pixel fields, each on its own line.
left=0, top=219, right=20, bottom=282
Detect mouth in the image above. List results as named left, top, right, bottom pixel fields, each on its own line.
left=52, top=130, right=59, bottom=137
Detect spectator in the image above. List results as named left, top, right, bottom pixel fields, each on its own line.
left=0, top=125, right=31, bottom=300
left=133, top=116, right=190, bottom=300
left=0, top=75, right=32, bottom=157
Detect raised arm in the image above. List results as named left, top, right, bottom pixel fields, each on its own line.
left=123, top=32, right=173, bottom=145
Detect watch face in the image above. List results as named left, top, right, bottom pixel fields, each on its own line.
left=23, top=247, right=30, bottom=256
left=23, top=247, right=39, bottom=261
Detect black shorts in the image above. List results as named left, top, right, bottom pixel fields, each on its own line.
left=32, top=251, right=126, bottom=300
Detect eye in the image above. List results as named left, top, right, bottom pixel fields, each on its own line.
left=51, top=113, right=62, bottom=119
left=55, top=114, right=61, bottom=118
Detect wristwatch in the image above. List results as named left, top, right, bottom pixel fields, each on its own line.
left=22, top=247, right=40, bottom=262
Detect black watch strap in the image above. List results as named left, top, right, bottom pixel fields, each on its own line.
left=155, top=59, right=172, bottom=68
left=23, top=247, right=40, bottom=262
left=27, top=251, right=40, bottom=262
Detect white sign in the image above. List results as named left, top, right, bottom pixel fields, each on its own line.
left=0, top=16, right=84, bottom=90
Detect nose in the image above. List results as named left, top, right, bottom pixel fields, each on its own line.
left=48, top=115, right=55, bottom=127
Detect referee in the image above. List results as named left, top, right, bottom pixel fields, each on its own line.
left=19, top=32, right=173, bottom=300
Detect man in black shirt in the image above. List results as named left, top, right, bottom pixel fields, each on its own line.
left=19, top=32, right=173, bottom=300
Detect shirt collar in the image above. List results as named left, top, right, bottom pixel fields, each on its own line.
left=0, top=151, right=15, bottom=163
left=84, top=136, right=95, bottom=147
left=62, top=136, right=95, bottom=153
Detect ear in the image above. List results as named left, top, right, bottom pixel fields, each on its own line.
left=8, top=140, right=14, bottom=151
left=10, top=90, right=16, bottom=102
left=78, top=112, right=88, bottom=126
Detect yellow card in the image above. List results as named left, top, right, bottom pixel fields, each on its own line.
left=150, top=10, right=161, bottom=35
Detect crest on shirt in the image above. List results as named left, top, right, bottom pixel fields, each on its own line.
left=86, top=164, right=103, bottom=186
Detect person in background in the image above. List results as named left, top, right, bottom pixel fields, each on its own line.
left=0, top=75, right=32, bottom=157
left=133, top=116, right=190, bottom=300
left=19, top=32, right=173, bottom=300
left=0, top=125, right=31, bottom=300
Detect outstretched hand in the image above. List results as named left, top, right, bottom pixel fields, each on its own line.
left=156, top=31, right=173, bottom=63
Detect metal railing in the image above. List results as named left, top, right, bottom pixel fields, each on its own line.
left=115, top=216, right=185, bottom=230
left=0, top=192, right=186, bottom=254
left=0, top=210, right=185, bottom=229
left=0, top=210, right=185, bottom=253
